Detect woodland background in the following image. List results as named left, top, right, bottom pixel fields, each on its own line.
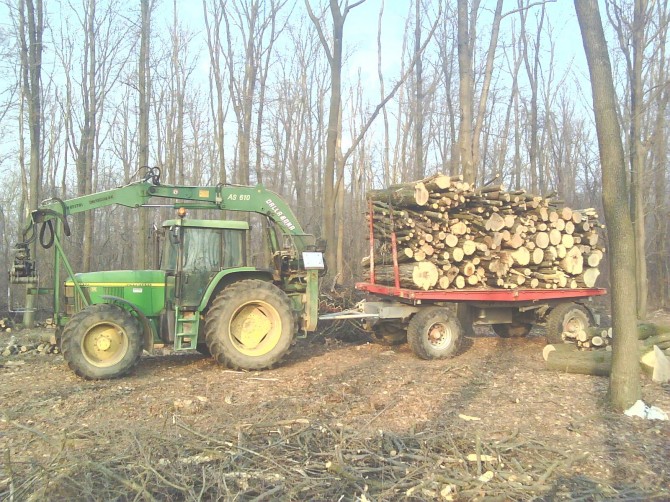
left=0, top=0, right=668, bottom=318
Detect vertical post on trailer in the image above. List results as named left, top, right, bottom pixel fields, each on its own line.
left=368, top=199, right=375, bottom=285
left=388, top=202, right=400, bottom=289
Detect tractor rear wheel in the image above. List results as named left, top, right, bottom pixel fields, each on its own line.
left=204, top=279, right=295, bottom=370
left=61, top=304, right=143, bottom=380
left=407, top=307, right=462, bottom=360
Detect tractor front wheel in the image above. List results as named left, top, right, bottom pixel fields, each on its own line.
left=204, top=280, right=295, bottom=370
left=61, top=304, right=143, bottom=380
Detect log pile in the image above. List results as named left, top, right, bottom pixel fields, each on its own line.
left=365, top=174, right=605, bottom=291
left=544, top=322, right=670, bottom=380
left=1, top=341, right=60, bottom=356
left=563, top=326, right=613, bottom=350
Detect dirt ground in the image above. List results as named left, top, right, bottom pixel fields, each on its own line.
left=1, top=308, right=669, bottom=501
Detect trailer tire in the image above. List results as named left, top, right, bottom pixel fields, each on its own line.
left=407, top=307, right=462, bottom=360
left=372, top=322, right=407, bottom=346
left=204, top=279, right=295, bottom=370
left=61, top=304, right=143, bottom=380
left=492, top=323, right=532, bottom=338
left=545, top=302, right=591, bottom=345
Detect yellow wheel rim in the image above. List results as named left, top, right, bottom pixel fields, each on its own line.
left=229, top=301, right=282, bottom=356
left=81, top=322, right=129, bottom=367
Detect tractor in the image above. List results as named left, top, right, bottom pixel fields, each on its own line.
left=10, top=167, right=324, bottom=379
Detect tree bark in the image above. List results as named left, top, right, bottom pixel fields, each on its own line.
left=456, top=0, right=475, bottom=184
left=18, top=0, right=43, bottom=328
left=575, top=0, right=641, bottom=410
left=137, top=0, right=152, bottom=269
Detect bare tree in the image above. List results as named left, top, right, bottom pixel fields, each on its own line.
left=16, top=0, right=43, bottom=327
left=413, top=0, right=424, bottom=180
left=305, top=0, right=366, bottom=281
left=202, top=0, right=228, bottom=183
left=606, top=0, right=652, bottom=319
left=136, top=0, right=153, bottom=268
left=575, top=0, right=640, bottom=410
left=456, top=0, right=475, bottom=183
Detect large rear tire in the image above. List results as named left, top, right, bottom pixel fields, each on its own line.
left=204, top=279, right=295, bottom=370
left=61, top=304, right=143, bottom=380
left=407, top=307, right=462, bottom=360
left=545, top=303, right=591, bottom=345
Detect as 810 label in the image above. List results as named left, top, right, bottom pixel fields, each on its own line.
left=227, top=194, right=251, bottom=201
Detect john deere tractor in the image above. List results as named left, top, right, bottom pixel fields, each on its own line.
left=10, top=168, right=324, bottom=379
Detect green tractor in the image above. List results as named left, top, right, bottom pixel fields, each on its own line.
left=11, top=168, right=324, bottom=379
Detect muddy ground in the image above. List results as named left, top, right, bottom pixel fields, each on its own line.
left=0, top=309, right=669, bottom=501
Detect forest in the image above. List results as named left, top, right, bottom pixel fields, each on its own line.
left=0, top=0, right=668, bottom=315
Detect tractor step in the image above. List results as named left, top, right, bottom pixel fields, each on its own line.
left=174, top=309, right=201, bottom=350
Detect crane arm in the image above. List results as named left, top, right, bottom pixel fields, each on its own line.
left=32, top=177, right=306, bottom=237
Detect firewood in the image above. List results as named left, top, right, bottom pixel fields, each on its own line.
left=365, top=175, right=604, bottom=292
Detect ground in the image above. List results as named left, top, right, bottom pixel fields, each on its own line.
left=0, top=309, right=669, bottom=501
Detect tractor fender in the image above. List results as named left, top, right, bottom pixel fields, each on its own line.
left=198, top=269, right=275, bottom=312
left=100, top=295, right=155, bottom=352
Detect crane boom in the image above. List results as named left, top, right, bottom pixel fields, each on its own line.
left=31, top=176, right=306, bottom=238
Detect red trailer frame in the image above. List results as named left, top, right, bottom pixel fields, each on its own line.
left=356, top=282, right=607, bottom=303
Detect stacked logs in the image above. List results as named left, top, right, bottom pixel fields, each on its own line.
left=364, top=174, right=605, bottom=291
left=543, top=323, right=670, bottom=379
left=1, top=341, right=60, bottom=356
left=563, top=327, right=613, bottom=350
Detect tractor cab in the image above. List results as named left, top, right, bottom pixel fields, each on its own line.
left=160, top=218, right=251, bottom=308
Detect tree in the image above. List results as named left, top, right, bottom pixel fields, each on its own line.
left=574, top=0, right=640, bottom=410
left=136, top=0, right=153, bottom=268
left=306, top=0, right=366, bottom=280
left=607, top=0, right=651, bottom=319
left=456, top=0, right=475, bottom=184
left=17, top=0, right=43, bottom=327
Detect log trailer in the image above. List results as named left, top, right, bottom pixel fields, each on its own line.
left=10, top=167, right=324, bottom=379
left=320, top=199, right=607, bottom=361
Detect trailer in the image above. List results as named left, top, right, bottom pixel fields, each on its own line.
left=320, top=284, right=606, bottom=360
left=320, top=192, right=607, bottom=360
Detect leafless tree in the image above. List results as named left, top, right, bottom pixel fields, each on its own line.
left=15, top=0, right=43, bottom=326
left=575, top=0, right=640, bottom=411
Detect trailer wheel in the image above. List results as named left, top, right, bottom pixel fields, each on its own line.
left=492, top=323, right=532, bottom=338
left=61, top=304, right=143, bottom=380
left=407, top=307, right=462, bottom=360
left=545, top=303, right=590, bottom=344
left=204, top=279, right=295, bottom=370
left=372, top=322, right=407, bottom=346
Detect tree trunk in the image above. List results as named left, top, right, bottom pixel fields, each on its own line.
left=575, top=0, right=641, bottom=410
left=414, top=0, right=424, bottom=180
left=18, top=0, right=43, bottom=328
left=456, top=0, right=475, bottom=184
left=630, top=0, right=648, bottom=319
left=137, top=0, right=151, bottom=269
